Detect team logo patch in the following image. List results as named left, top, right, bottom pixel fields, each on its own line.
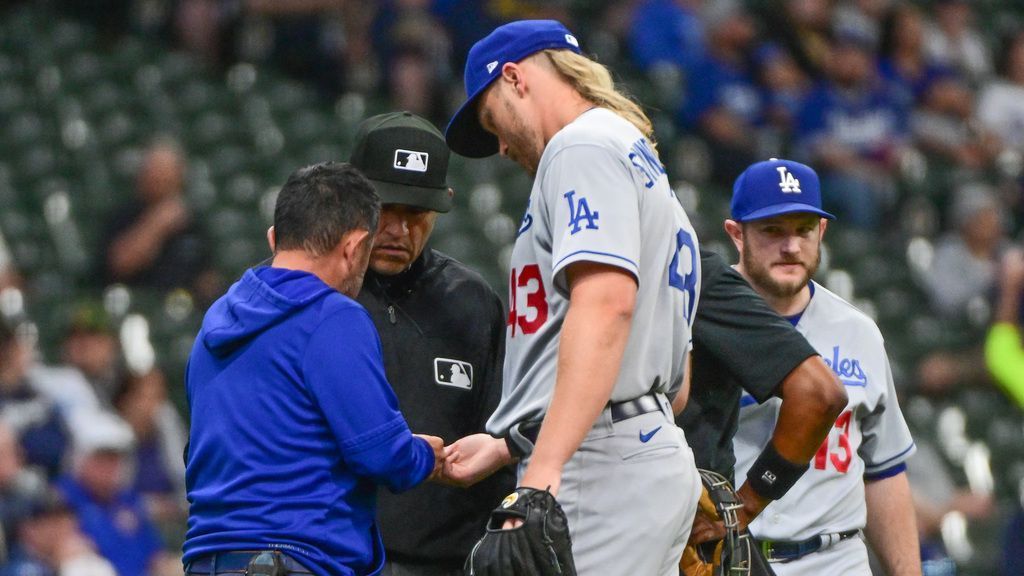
left=501, top=492, right=519, bottom=508
left=394, top=149, right=429, bottom=173
left=435, top=358, right=473, bottom=389
left=776, top=166, right=801, bottom=193
left=486, top=60, right=499, bottom=74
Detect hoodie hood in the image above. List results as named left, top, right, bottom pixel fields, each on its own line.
left=202, top=267, right=336, bottom=356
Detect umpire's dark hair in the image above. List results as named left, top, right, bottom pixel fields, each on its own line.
left=272, top=162, right=380, bottom=256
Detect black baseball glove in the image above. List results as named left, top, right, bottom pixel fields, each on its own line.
left=680, top=469, right=776, bottom=576
left=464, top=487, right=577, bottom=576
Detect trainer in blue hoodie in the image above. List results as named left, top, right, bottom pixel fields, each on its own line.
left=182, top=162, right=444, bottom=576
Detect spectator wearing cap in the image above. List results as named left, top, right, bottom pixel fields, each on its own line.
left=59, top=303, right=121, bottom=408
left=348, top=111, right=512, bottom=576
left=56, top=412, right=173, bottom=576
left=27, top=303, right=116, bottom=427
left=679, top=0, right=762, bottom=185
left=793, top=26, right=910, bottom=229
left=923, top=183, right=1007, bottom=320
left=0, top=321, right=70, bottom=480
left=1, top=490, right=117, bottom=576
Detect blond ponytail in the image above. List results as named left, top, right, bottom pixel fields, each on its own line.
left=541, top=49, right=657, bottom=150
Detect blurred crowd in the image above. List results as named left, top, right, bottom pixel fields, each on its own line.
left=1, top=0, right=1024, bottom=575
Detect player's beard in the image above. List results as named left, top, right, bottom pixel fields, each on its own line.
left=742, top=239, right=821, bottom=300
left=501, top=98, right=543, bottom=177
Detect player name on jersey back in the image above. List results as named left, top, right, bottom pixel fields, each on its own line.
left=486, top=108, right=701, bottom=437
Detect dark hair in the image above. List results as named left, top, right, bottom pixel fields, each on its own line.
left=995, top=29, right=1024, bottom=79
left=272, top=162, right=380, bottom=256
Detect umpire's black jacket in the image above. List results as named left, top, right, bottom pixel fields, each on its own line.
left=357, top=247, right=515, bottom=568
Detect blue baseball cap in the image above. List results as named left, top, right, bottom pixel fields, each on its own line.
left=445, top=20, right=582, bottom=157
left=730, top=159, right=836, bottom=222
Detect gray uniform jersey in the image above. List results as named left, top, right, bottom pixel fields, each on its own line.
left=734, top=282, right=916, bottom=542
left=486, top=108, right=701, bottom=437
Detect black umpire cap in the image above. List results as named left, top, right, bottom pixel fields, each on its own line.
left=350, top=111, right=453, bottom=213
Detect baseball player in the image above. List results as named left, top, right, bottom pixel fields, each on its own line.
left=726, top=159, right=920, bottom=576
left=440, top=20, right=702, bottom=575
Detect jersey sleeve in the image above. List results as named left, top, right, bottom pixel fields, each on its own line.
left=303, top=306, right=434, bottom=493
left=859, top=353, right=916, bottom=476
left=694, top=250, right=818, bottom=402
left=544, top=143, right=641, bottom=295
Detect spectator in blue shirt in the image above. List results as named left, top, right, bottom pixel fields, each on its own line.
left=183, top=162, right=445, bottom=576
left=877, top=3, right=953, bottom=108
left=56, top=411, right=171, bottom=576
left=0, top=320, right=69, bottom=480
left=680, top=0, right=760, bottom=185
left=628, top=0, right=705, bottom=74
left=2, top=489, right=117, bottom=576
left=794, top=28, right=910, bottom=228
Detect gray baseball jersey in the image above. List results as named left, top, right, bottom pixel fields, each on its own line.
left=734, top=282, right=916, bottom=543
left=485, top=107, right=701, bottom=437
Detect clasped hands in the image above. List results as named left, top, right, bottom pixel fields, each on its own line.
left=414, top=432, right=513, bottom=488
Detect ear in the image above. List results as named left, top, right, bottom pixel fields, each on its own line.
left=818, top=218, right=828, bottom=240
left=340, top=228, right=372, bottom=263
left=723, top=219, right=744, bottom=254
left=447, top=187, right=455, bottom=201
left=500, top=62, right=526, bottom=96
left=266, top=226, right=276, bottom=252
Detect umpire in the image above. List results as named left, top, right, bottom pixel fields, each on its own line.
left=349, top=112, right=514, bottom=576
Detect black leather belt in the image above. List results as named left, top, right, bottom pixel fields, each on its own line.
left=186, top=551, right=313, bottom=574
left=761, top=529, right=859, bottom=562
left=519, top=393, right=664, bottom=444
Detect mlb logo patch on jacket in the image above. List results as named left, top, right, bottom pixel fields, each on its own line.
left=434, top=358, right=473, bottom=389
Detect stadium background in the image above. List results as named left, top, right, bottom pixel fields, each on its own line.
left=0, top=0, right=1022, bottom=574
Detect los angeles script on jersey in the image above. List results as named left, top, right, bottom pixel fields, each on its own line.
left=823, top=345, right=868, bottom=387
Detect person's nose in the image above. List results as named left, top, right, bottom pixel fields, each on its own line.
left=780, top=235, right=801, bottom=255
left=383, top=216, right=409, bottom=237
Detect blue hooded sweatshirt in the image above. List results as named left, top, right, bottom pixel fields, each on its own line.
left=182, top=267, right=435, bottom=576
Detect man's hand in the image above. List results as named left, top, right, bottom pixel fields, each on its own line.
left=687, top=478, right=769, bottom=545
left=414, top=434, right=446, bottom=481
left=439, top=433, right=511, bottom=487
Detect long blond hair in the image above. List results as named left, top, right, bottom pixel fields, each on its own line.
left=540, top=49, right=657, bottom=149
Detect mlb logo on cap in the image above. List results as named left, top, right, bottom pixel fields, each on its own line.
left=730, top=159, right=836, bottom=222
left=394, top=149, right=429, bottom=173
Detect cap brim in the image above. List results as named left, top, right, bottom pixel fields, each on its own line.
left=445, top=85, right=499, bottom=158
left=736, top=202, right=836, bottom=222
left=368, top=179, right=452, bottom=213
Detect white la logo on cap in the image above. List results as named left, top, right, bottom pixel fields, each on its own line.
left=565, top=34, right=578, bottom=47
left=394, top=149, right=429, bottom=173
left=776, top=166, right=801, bottom=193
left=486, top=60, right=499, bottom=74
